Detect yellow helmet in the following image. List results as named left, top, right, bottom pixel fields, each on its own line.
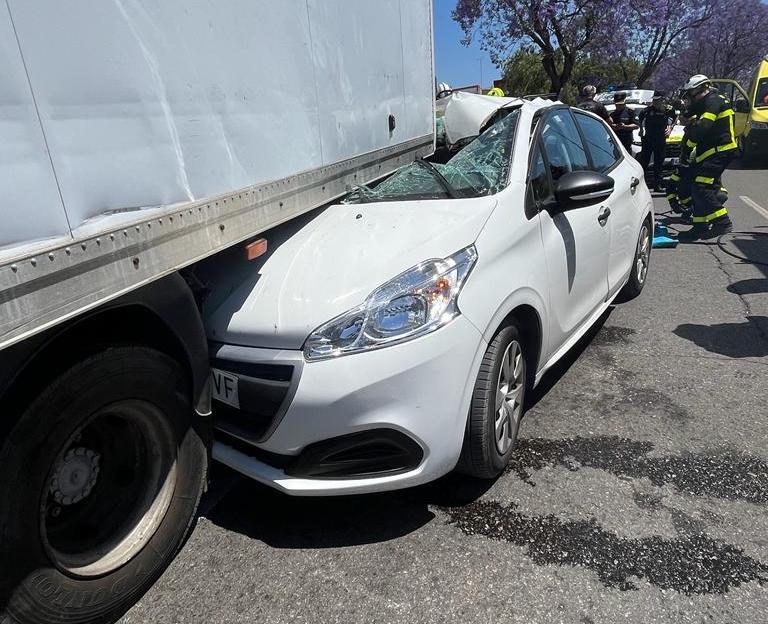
left=487, top=87, right=505, bottom=97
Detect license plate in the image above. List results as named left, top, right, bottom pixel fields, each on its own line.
left=211, top=368, right=239, bottom=409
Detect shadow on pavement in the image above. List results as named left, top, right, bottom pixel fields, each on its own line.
left=725, top=233, right=768, bottom=276
left=206, top=470, right=496, bottom=549
left=673, top=316, right=768, bottom=358
left=728, top=278, right=768, bottom=296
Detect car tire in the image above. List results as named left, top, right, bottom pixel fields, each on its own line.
left=617, top=218, right=652, bottom=302
left=458, top=323, right=527, bottom=479
left=0, top=347, right=206, bottom=624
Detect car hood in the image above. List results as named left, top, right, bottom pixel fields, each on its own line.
left=204, top=197, right=497, bottom=349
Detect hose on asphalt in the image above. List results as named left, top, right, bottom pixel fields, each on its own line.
left=716, top=231, right=768, bottom=267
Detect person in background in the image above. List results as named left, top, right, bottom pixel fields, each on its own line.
left=576, top=85, right=610, bottom=121
left=609, top=92, right=639, bottom=152
left=638, top=92, right=676, bottom=190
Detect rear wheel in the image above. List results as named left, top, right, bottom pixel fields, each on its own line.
left=0, top=347, right=206, bottom=624
left=617, top=218, right=651, bottom=302
left=458, top=323, right=527, bottom=479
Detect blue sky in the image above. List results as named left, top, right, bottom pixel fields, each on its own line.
left=433, top=0, right=502, bottom=88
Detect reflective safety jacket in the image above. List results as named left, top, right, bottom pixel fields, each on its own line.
left=686, top=92, right=737, bottom=163
left=679, top=113, right=698, bottom=164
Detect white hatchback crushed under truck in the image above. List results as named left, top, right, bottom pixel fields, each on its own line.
left=204, top=97, right=654, bottom=495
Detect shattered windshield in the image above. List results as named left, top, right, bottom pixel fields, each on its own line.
left=346, top=108, right=520, bottom=203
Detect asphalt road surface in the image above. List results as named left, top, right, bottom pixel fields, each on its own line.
left=122, top=163, right=768, bottom=624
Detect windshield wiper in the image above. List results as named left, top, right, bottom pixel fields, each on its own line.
left=414, top=158, right=460, bottom=199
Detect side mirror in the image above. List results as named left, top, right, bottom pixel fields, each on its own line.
left=734, top=99, right=750, bottom=114
left=553, top=171, right=615, bottom=211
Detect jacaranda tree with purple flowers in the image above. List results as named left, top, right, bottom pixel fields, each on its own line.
left=452, top=0, right=626, bottom=96
left=657, top=0, right=768, bottom=90
left=452, top=0, right=720, bottom=95
left=622, top=0, right=715, bottom=87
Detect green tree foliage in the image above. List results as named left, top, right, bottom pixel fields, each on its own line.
left=501, top=48, right=645, bottom=103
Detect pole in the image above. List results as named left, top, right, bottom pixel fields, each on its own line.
left=479, top=58, right=484, bottom=91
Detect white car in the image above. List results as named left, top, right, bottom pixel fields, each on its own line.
left=203, top=99, right=653, bottom=496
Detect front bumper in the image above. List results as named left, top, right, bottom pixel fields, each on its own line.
left=211, top=315, right=485, bottom=495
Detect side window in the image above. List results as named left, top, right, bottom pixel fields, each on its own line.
left=574, top=112, right=621, bottom=172
left=540, top=110, right=590, bottom=182
left=732, top=86, right=748, bottom=112
left=526, top=141, right=553, bottom=212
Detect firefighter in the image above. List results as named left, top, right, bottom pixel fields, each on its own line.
left=677, top=75, right=736, bottom=240
left=609, top=92, right=639, bottom=152
left=665, top=109, right=696, bottom=218
left=638, top=93, right=676, bottom=190
left=576, top=85, right=610, bottom=121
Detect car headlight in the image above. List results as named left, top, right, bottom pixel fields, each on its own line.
left=304, top=246, right=477, bottom=360
left=750, top=121, right=768, bottom=130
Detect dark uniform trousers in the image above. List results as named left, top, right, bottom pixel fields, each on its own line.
left=639, top=134, right=666, bottom=185
left=691, top=153, right=732, bottom=223
left=666, top=123, right=696, bottom=213
left=666, top=164, right=694, bottom=211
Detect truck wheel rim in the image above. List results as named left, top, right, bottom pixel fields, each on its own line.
left=39, top=400, right=177, bottom=578
left=494, top=340, right=525, bottom=454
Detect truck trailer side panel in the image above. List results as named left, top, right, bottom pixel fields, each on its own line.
left=0, top=0, right=434, bottom=349
left=0, top=2, right=69, bottom=251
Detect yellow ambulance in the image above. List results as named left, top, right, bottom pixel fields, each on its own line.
left=711, top=55, right=768, bottom=163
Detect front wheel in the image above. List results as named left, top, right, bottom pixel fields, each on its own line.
left=458, top=323, right=527, bottom=479
left=617, top=219, right=652, bottom=302
left=0, top=347, right=206, bottom=624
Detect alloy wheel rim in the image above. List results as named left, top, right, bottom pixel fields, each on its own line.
left=494, top=340, right=525, bottom=454
left=637, top=225, right=650, bottom=284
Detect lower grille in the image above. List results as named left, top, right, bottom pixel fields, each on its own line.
left=215, top=428, right=424, bottom=480
left=212, top=358, right=296, bottom=443
left=287, top=429, right=424, bottom=479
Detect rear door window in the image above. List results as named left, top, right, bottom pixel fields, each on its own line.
left=574, top=112, right=622, bottom=173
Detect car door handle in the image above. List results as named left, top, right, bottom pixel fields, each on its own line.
left=598, top=207, right=611, bottom=225
left=630, top=177, right=640, bottom=190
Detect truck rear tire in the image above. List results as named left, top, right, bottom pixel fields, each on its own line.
left=0, top=347, right=206, bottom=624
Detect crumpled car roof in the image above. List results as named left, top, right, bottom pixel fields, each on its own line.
left=441, top=91, right=559, bottom=145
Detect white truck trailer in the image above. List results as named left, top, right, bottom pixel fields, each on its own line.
left=0, top=2, right=434, bottom=622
